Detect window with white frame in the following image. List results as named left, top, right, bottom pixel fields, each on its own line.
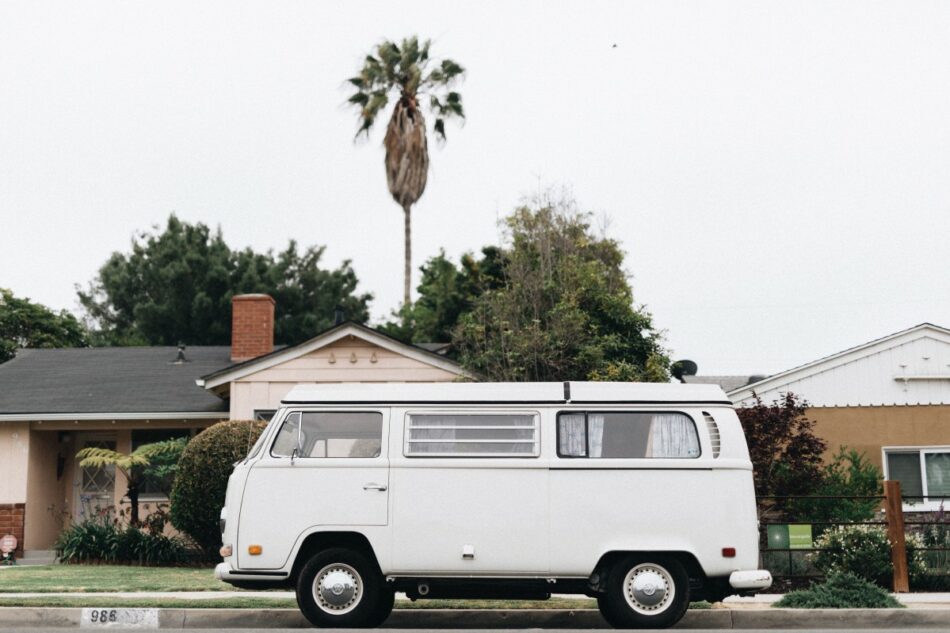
left=405, top=413, right=539, bottom=456
left=271, top=412, right=383, bottom=458
left=885, top=448, right=950, bottom=506
left=557, top=411, right=701, bottom=459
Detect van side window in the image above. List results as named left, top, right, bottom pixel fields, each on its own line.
left=557, top=412, right=700, bottom=458
left=271, top=412, right=383, bottom=458
left=405, top=413, right=539, bottom=457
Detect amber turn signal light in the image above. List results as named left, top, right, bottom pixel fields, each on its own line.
left=248, top=545, right=263, bottom=555
left=722, top=547, right=736, bottom=558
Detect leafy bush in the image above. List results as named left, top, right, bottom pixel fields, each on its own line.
left=55, top=506, right=187, bottom=565
left=170, top=419, right=267, bottom=558
left=774, top=572, right=902, bottom=609
left=784, top=448, right=882, bottom=526
left=811, top=525, right=926, bottom=587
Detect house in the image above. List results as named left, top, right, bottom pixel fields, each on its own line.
left=727, top=323, right=950, bottom=510
left=0, top=294, right=468, bottom=557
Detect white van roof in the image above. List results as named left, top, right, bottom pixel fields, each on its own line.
left=281, top=382, right=732, bottom=406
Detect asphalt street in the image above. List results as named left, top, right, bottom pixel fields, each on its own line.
left=4, top=630, right=950, bottom=633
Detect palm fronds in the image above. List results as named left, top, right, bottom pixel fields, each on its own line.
left=346, top=36, right=465, bottom=141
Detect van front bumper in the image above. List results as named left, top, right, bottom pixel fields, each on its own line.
left=214, top=562, right=290, bottom=589
left=728, top=569, right=772, bottom=591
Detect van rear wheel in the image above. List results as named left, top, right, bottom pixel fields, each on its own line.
left=597, top=555, right=689, bottom=629
left=296, top=547, right=393, bottom=628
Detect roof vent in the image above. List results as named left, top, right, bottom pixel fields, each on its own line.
left=170, top=344, right=189, bottom=365
left=334, top=305, right=346, bottom=325
left=703, top=411, right=720, bottom=458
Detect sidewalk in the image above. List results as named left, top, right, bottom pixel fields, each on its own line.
left=1, top=586, right=949, bottom=629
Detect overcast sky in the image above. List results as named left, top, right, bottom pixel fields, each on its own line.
left=2, top=1, right=949, bottom=375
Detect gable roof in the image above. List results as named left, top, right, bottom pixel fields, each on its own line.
left=198, top=321, right=470, bottom=390
left=0, top=347, right=231, bottom=418
left=728, top=323, right=950, bottom=407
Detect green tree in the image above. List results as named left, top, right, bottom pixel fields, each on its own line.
left=0, top=288, right=87, bottom=363
left=347, top=36, right=465, bottom=306
left=380, top=246, right=505, bottom=346
left=78, top=215, right=372, bottom=346
left=736, top=392, right=828, bottom=516
left=453, top=194, right=669, bottom=382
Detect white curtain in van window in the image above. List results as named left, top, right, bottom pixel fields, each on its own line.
left=588, top=415, right=605, bottom=458
left=650, top=414, right=700, bottom=458
left=559, top=414, right=586, bottom=456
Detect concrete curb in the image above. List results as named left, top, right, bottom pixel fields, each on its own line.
left=0, top=607, right=949, bottom=629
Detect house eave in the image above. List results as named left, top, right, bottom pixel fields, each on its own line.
left=0, top=411, right=228, bottom=422
left=199, top=322, right=471, bottom=390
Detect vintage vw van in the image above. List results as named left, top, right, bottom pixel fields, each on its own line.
left=215, top=382, right=771, bottom=629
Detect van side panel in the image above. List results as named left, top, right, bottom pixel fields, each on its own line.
left=548, top=467, right=758, bottom=576
left=390, top=463, right=550, bottom=574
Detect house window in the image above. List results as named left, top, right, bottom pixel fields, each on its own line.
left=271, top=412, right=383, bottom=458
left=131, top=429, right=193, bottom=498
left=885, top=447, right=950, bottom=507
left=405, top=413, right=539, bottom=457
left=557, top=412, right=700, bottom=459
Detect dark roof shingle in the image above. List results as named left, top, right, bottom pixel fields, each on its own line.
left=0, top=347, right=231, bottom=415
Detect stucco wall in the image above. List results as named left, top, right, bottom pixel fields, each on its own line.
left=0, top=422, right=29, bottom=503
left=25, top=430, right=64, bottom=550
left=808, top=405, right=950, bottom=469
left=229, top=337, right=460, bottom=420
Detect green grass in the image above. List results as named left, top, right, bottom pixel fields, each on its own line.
left=0, top=597, right=294, bottom=609
left=0, top=565, right=233, bottom=593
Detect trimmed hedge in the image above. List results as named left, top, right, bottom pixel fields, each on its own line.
left=170, top=420, right=267, bottom=558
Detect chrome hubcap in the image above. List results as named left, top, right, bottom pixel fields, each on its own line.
left=313, top=563, right=361, bottom=614
left=624, top=563, right=674, bottom=615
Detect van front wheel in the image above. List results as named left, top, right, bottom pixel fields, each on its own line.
left=296, top=548, right=393, bottom=628
left=597, top=555, right=689, bottom=629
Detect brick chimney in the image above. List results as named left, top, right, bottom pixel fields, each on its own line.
left=231, top=294, right=275, bottom=361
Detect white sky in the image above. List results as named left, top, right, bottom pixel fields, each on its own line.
left=2, top=1, right=949, bottom=375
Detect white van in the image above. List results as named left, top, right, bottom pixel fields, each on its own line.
left=215, top=382, right=771, bottom=629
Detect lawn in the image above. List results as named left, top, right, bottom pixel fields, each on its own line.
left=0, top=565, right=233, bottom=593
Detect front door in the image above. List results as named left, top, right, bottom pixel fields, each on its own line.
left=74, top=435, right=117, bottom=521
left=237, top=409, right=390, bottom=570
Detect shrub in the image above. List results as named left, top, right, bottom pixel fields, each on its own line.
left=774, top=572, right=902, bottom=609
left=811, top=525, right=926, bottom=587
left=55, top=514, right=119, bottom=563
left=170, top=419, right=267, bottom=558
left=784, top=448, right=882, bottom=526
left=55, top=506, right=187, bottom=565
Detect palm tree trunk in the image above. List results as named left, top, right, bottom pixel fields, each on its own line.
left=403, top=203, right=412, bottom=307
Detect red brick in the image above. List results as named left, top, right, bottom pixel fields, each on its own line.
left=231, top=294, right=275, bottom=361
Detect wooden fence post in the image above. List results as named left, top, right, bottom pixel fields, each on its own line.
left=883, top=480, right=909, bottom=593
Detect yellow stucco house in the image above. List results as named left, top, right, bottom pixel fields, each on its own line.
left=0, top=295, right=468, bottom=559
left=726, top=323, right=950, bottom=511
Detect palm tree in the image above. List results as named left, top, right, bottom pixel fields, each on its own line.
left=347, top=36, right=465, bottom=306
left=76, top=438, right=187, bottom=526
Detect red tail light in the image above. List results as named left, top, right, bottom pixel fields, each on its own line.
left=722, top=547, right=736, bottom=558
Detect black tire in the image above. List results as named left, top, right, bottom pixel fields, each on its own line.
left=295, top=547, right=393, bottom=628
left=597, top=554, right=690, bottom=629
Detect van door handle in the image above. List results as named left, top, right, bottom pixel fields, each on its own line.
left=362, top=483, right=388, bottom=491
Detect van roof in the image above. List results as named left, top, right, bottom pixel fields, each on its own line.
left=281, top=382, right=732, bottom=406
